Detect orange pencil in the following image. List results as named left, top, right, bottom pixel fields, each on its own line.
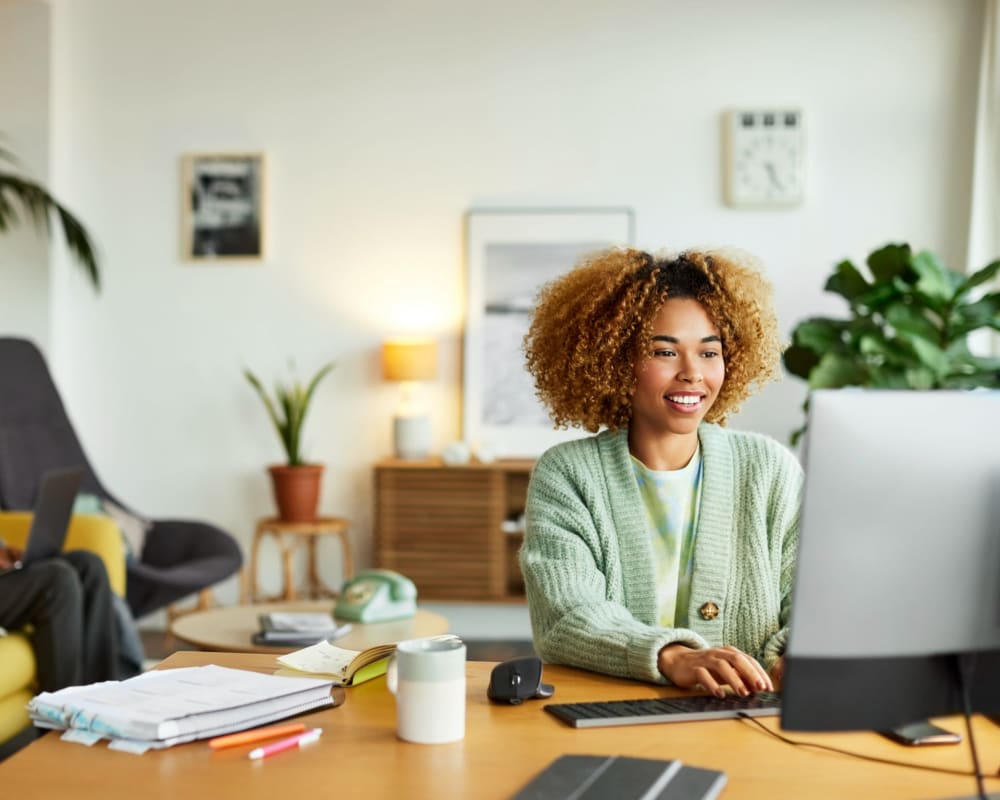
left=208, top=722, right=307, bottom=750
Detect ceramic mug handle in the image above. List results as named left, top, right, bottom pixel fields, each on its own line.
left=386, top=653, right=399, bottom=696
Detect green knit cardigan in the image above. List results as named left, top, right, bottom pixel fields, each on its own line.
left=520, top=424, right=803, bottom=684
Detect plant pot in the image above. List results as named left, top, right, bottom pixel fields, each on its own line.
left=268, top=464, right=324, bottom=522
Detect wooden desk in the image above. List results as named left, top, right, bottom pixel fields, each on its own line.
left=3, top=652, right=999, bottom=799
left=168, top=601, right=449, bottom=654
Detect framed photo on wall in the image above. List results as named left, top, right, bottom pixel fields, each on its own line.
left=181, top=152, right=265, bottom=260
left=462, top=207, right=635, bottom=458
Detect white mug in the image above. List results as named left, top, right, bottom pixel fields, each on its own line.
left=386, top=635, right=466, bottom=744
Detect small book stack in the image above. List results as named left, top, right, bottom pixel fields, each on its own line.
left=27, top=664, right=336, bottom=751
left=252, top=611, right=353, bottom=646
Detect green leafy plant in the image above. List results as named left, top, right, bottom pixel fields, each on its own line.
left=783, top=242, right=1000, bottom=444
left=0, top=141, right=100, bottom=290
left=244, top=361, right=335, bottom=466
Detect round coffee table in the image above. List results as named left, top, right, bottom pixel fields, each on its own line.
left=169, top=600, right=449, bottom=654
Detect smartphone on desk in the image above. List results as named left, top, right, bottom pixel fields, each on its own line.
left=879, top=721, right=962, bottom=746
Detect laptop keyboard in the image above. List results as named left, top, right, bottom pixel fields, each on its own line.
left=544, top=691, right=781, bottom=728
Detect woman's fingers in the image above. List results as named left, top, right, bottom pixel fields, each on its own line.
left=659, top=644, right=774, bottom=694
left=693, top=667, right=722, bottom=698
left=722, top=646, right=773, bottom=692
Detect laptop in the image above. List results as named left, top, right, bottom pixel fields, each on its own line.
left=0, top=467, right=84, bottom=576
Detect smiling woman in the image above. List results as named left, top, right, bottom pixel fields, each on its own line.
left=520, top=247, right=801, bottom=698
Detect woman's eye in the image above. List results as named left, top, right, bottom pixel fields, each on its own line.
left=701, top=350, right=721, bottom=359
left=652, top=349, right=675, bottom=358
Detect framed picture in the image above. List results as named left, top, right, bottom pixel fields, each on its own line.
left=181, top=152, right=265, bottom=260
left=462, top=207, right=635, bottom=458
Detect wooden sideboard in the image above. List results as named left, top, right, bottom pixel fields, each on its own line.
left=373, top=458, right=534, bottom=601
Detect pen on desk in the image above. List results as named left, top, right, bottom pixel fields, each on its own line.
left=248, top=728, right=323, bottom=760
left=208, top=722, right=306, bottom=750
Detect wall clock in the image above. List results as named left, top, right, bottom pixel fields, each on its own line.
left=724, top=109, right=805, bottom=208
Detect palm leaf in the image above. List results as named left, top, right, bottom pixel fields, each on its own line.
left=0, top=170, right=100, bottom=290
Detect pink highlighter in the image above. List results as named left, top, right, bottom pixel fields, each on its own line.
left=248, top=727, right=323, bottom=760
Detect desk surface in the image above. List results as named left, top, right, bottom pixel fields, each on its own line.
left=2, top=651, right=998, bottom=799
left=169, top=601, right=449, bottom=653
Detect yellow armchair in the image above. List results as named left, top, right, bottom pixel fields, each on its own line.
left=0, top=513, right=125, bottom=747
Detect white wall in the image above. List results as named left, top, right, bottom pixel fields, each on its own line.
left=31, top=0, right=985, bottom=604
left=0, top=0, right=51, bottom=350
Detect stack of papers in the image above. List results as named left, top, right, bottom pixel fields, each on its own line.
left=28, top=664, right=335, bottom=749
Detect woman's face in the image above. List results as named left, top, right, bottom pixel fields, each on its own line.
left=631, top=298, right=725, bottom=438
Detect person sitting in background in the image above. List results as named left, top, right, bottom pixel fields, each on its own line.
left=519, top=247, right=802, bottom=697
left=0, top=541, right=124, bottom=692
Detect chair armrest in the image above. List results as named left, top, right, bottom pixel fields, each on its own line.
left=0, top=512, right=126, bottom=597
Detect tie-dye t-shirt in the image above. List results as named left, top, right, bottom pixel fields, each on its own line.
left=631, top=449, right=703, bottom=628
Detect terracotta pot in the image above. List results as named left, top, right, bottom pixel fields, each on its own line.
left=268, top=464, right=324, bottom=522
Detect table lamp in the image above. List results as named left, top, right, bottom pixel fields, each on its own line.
left=382, top=338, right=438, bottom=460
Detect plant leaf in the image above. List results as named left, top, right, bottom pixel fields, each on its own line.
left=908, top=337, right=950, bottom=382
left=244, top=369, right=287, bottom=454
left=910, top=250, right=961, bottom=305
left=807, top=352, right=867, bottom=389
left=884, top=301, right=941, bottom=344
left=957, top=258, right=1000, bottom=294
left=0, top=171, right=100, bottom=290
left=941, top=371, right=1000, bottom=388
left=866, top=366, right=913, bottom=388
left=866, top=242, right=911, bottom=283
left=904, top=366, right=936, bottom=389
left=852, top=281, right=903, bottom=314
left=782, top=345, right=821, bottom=379
left=948, top=292, right=1000, bottom=338
left=791, top=317, right=846, bottom=353
left=824, top=260, right=871, bottom=304
left=948, top=351, right=1000, bottom=372
left=858, top=332, right=901, bottom=363
left=244, top=361, right=334, bottom=466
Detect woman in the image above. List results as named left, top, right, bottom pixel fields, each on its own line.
left=520, top=248, right=802, bottom=697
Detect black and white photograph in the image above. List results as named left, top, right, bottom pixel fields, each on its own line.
left=181, top=152, right=265, bottom=260
left=462, top=208, right=634, bottom=457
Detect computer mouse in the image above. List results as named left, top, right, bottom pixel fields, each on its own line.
left=487, top=656, right=555, bottom=705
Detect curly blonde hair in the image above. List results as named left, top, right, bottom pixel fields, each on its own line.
left=524, top=247, right=781, bottom=431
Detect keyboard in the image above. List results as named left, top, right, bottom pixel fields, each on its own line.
left=544, top=691, right=781, bottom=728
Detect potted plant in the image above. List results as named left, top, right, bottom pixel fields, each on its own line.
left=783, top=242, right=1000, bottom=444
left=1, top=141, right=100, bottom=290
left=245, top=360, right=335, bottom=521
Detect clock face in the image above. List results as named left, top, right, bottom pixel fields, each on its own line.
left=725, top=109, right=805, bottom=208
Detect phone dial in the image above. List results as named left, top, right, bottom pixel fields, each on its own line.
left=335, top=569, right=417, bottom=623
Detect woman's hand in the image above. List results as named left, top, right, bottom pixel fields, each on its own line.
left=769, top=656, right=786, bottom=690
left=0, top=545, right=23, bottom=570
left=657, top=643, right=773, bottom=698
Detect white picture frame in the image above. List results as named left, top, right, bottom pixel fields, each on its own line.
left=462, top=207, right=635, bottom=458
left=181, top=152, right=265, bottom=260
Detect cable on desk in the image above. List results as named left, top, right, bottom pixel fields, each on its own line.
left=737, top=713, right=998, bottom=781
left=957, top=653, right=988, bottom=800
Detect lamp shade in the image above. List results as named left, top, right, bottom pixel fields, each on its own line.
left=382, top=339, right=437, bottom=382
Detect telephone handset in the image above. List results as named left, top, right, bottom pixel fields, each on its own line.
left=335, top=569, right=417, bottom=623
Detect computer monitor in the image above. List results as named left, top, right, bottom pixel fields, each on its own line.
left=782, top=388, right=1000, bottom=732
